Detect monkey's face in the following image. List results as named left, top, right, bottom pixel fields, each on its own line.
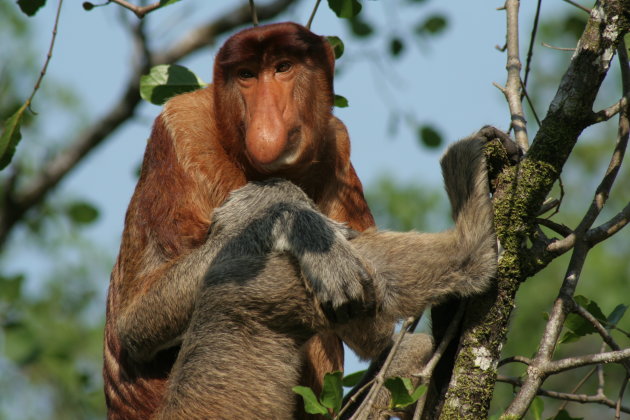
left=213, top=22, right=335, bottom=176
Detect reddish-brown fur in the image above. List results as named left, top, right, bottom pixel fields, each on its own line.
left=104, top=22, right=374, bottom=419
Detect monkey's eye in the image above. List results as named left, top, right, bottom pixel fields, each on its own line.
left=237, top=69, right=255, bottom=79
left=276, top=61, right=292, bottom=73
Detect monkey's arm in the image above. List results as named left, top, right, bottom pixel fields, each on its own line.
left=336, top=132, right=498, bottom=359
left=114, top=241, right=220, bottom=362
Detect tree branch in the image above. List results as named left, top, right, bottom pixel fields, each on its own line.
left=412, top=305, right=465, bottom=420
left=497, top=375, right=630, bottom=414
left=496, top=0, right=529, bottom=151
left=107, top=0, right=163, bottom=19
left=350, top=317, right=415, bottom=420
left=572, top=301, right=630, bottom=373
left=547, top=348, right=630, bottom=374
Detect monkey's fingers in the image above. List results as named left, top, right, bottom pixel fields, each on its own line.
left=477, top=125, right=522, bottom=163
left=319, top=267, right=375, bottom=325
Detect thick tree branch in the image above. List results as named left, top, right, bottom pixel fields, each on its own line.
left=0, top=0, right=298, bottom=246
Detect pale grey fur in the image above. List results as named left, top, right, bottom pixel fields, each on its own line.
left=151, top=132, right=498, bottom=419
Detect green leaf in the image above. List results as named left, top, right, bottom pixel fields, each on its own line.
left=334, top=94, right=349, bottom=108
left=17, top=0, right=46, bottom=16
left=560, top=312, right=596, bottom=343
left=417, top=124, right=442, bottom=148
left=384, top=377, right=426, bottom=408
left=66, top=201, right=100, bottom=225
left=327, top=0, right=362, bottom=19
left=140, top=64, right=206, bottom=106
left=409, top=383, right=427, bottom=402
left=574, top=295, right=607, bottom=322
left=415, top=14, right=448, bottom=36
left=159, top=0, right=182, bottom=6
left=342, top=369, right=366, bottom=387
left=326, top=36, right=345, bottom=59
left=607, top=304, right=628, bottom=327
left=292, top=386, right=329, bottom=415
left=0, top=104, right=27, bottom=170
left=349, top=18, right=374, bottom=37
left=531, top=397, right=544, bottom=420
left=559, top=331, right=580, bottom=344
left=390, top=37, right=404, bottom=57
left=320, top=371, right=343, bottom=413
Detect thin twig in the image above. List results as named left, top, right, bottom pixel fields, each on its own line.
left=498, top=355, right=533, bottom=368
left=616, top=373, right=629, bottom=419
left=597, top=353, right=606, bottom=397
left=587, top=201, right=630, bottom=245
left=337, top=379, right=375, bottom=420
left=591, top=97, right=627, bottom=124
left=107, top=0, right=162, bottom=19
left=537, top=197, right=560, bottom=217
left=497, top=375, right=630, bottom=414
left=520, top=79, right=542, bottom=127
left=536, top=218, right=573, bottom=238
left=27, top=0, right=64, bottom=113
left=562, top=0, right=592, bottom=14
left=500, top=0, right=529, bottom=151
left=249, top=0, right=259, bottom=26
left=547, top=348, right=630, bottom=374
left=541, top=42, right=575, bottom=52
left=350, top=318, right=415, bottom=420
left=556, top=366, right=597, bottom=413
left=411, top=304, right=465, bottom=420
left=522, top=0, right=541, bottom=90
left=306, top=0, right=322, bottom=29
left=572, top=302, right=630, bottom=373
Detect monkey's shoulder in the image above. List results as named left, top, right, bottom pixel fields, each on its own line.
left=161, top=86, right=216, bottom=128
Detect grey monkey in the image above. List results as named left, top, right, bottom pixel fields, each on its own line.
left=152, top=130, right=504, bottom=419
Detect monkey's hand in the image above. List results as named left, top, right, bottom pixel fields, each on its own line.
left=473, top=125, right=521, bottom=193
left=476, top=125, right=521, bottom=162
left=209, top=179, right=376, bottom=324
left=296, top=223, right=376, bottom=324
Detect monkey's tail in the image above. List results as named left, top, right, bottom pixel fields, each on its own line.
left=440, top=135, right=497, bottom=295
